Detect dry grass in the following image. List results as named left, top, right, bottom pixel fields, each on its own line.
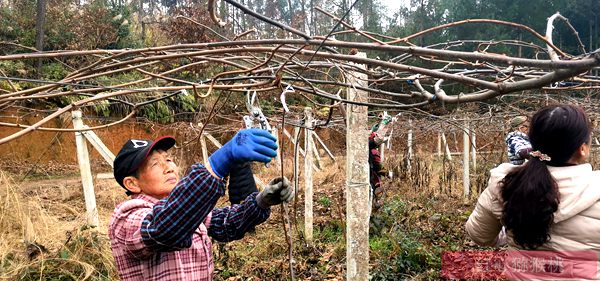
left=0, top=171, right=120, bottom=280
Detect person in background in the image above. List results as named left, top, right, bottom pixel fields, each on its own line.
left=369, top=131, right=387, bottom=211
left=505, top=115, right=532, bottom=165
left=369, top=114, right=391, bottom=211
left=466, top=104, right=600, bottom=279
left=108, top=128, right=293, bottom=281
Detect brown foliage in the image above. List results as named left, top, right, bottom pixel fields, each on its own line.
left=161, top=7, right=225, bottom=44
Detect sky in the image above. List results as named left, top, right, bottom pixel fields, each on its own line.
left=374, top=0, right=409, bottom=29
left=380, top=0, right=409, bottom=17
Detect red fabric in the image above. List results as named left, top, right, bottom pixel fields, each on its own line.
left=370, top=147, right=383, bottom=189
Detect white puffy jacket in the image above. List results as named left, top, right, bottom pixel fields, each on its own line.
left=465, top=163, right=600, bottom=279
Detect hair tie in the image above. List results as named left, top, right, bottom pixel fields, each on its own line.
left=529, top=151, right=551, bottom=162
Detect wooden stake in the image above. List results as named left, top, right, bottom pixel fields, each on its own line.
left=81, top=125, right=115, bottom=167
left=407, top=119, right=413, bottom=171
left=303, top=107, right=314, bottom=244
left=200, top=133, right=209, bottom=164
left=273, top=127, right=281, bottom=166
left=312, top=131, right=336, bottom=161
left=463, top=119, right=471, bottom=198
left=310, top=131, right=322, bottom=169
left=72, top=110, right=99, bottom=227
left=471, top=129, right=477, bottom=171
left=283, top=127, right=306, bottom=156
left=204, top=133, right=223, bottom=148
left=441, top=132, right=452, bottom=160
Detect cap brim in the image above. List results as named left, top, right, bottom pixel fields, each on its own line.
left=127, top=136, right=176, bottom=174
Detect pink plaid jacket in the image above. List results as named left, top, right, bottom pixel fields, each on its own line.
left=109, top=164, right=270, bottom=281
left=109, top=193, right=214, bottom=280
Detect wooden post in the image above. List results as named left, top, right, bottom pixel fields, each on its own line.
left=312, top=131, right=336, bottom=161
left=310, top=131, right=322, bottom=169
left=200, top=133, right=209, bottom=164
left=283, top=127, right=319, bottom=172
left=304, top=108, right=314, bottom=244
left=283, top=127, right=306, bottom=156
left=437, top=132, right=442, bottom=157
left=204, top=133, right=222, bottom=148
left=463, top=120, right=471, bottom=198
left=293, top=124, right=301, bottom=199
left=471, top=129, right=477, bottom=171
left=379, top=143, right=385, bottom=162
left=407, top=119, right=413, bottom=171
left=345, top=52, right=370, bottom=281
left=72, top=110, right=99, bottom=227
left=272, top=127, right=281, bottom=166
left=81, top=125, right=115, bottom=167
left=441, top=132, right=452, bottom=160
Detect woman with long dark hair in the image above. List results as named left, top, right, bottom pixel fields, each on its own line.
left=466, top=104, right=600, bottom=258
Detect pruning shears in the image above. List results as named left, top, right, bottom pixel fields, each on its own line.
left=243, top=91, right=271, bottom=132
left=244, top=91, right=273, bottom=167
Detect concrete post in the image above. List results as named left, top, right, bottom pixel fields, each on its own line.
left=345, top=52, right=370, bottom=281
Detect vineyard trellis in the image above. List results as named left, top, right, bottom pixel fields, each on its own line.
left=2, top=2, right=600, bottom=280
left=0, top=9, right=599, bottom=143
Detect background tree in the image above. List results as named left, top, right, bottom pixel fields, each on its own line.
left=35, top=0, right=46, bottom=74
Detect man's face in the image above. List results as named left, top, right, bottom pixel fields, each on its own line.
left=135, top=149, right=179, bottom=199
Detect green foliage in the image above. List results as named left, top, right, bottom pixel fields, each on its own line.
left=0, top=60, right=27, bottom=78
left=175, top=91, right=197, bottom=113
left=369, top=197, right=442, bottom=280
left=140, top=100, right=172, bottom=123
left=107, top=3, right=142, bottom=49
left=0, top=1, right=36, bottom=46
left=317, top=195, right=332, bottom=207
left=370, top=229, right=440, bottom=279
left=94, top=100, right=112, bottom=118
left=315, top=220, right=343, bottom=244
left=40, top=63, right=69, bottom=80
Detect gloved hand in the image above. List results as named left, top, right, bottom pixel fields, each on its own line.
left=381, top=115, right=392, bottom=125
left=208, top=128, right=278, bottom=178
left=518, top=147, right=533, bottom=160
left=256, top=177, right=293, bottom=209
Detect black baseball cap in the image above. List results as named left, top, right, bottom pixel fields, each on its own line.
left=113, top=136, right=176, bottom=192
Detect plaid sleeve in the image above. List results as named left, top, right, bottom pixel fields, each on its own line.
left=505, top=132, right=532, bottom=161
left=208, top=192, right=270, bottom=242
left=140, top=163, right=225, bottom=251
left=512, top=136, right=532, bottom=153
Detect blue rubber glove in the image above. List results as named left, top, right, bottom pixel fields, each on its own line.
left=208, top=128, right=278, bottom=178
